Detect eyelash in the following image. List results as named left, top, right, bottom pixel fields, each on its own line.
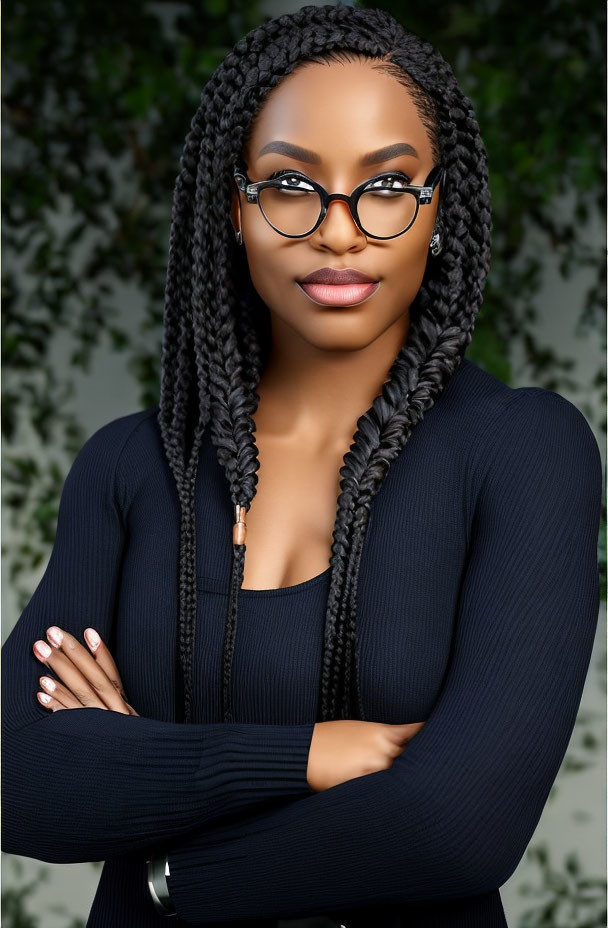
left=265, top=169, right=412, bottom=185
left=267, top=170, right=293, bottom=180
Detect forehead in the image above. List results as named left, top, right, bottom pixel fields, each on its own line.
left=245, top=58, right=433, bottom=167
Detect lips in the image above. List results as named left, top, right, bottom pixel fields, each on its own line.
left=298, top=280, right=380, bottom=307
left=298, top=267, right=378, bottom=285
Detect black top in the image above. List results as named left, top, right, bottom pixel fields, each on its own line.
left=2, top=358, right=602, bottom=927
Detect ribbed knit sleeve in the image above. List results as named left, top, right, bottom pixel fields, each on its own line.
left=1, top=412, right=315, bottom=865
left=164, top=389, right=603, bottom=924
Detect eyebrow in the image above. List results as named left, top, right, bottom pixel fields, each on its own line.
left=256, top=140, right=419, bottom=165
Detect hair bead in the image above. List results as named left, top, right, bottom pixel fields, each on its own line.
left=233, top=504, right=247, bottom=545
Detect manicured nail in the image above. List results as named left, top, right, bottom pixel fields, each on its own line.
left=46, top=626, right=63, bottom=648
left=34, top=640, right=52, bottom=660
left=38, top=692, right=52, bottom=705
left=40, top=676, right=56, bottom=692
left=84, top=628, right=100, bottom=652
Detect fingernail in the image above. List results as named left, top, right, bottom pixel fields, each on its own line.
left=40, top=676, right=56, bottom=692
left=38, top=692, right=52, bottom=704
left=46, top=626, right=63, bottom=647
left=84, top=628, right=100, bottom=651
left=34, top=640, right=52, bottom=659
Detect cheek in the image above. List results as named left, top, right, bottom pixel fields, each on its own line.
left=244, top=239, right=290, bottom=306
left=386, top=235, right=432, bottom=301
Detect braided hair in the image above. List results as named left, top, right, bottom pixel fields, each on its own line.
left=157, top=3, right=491, bottom=725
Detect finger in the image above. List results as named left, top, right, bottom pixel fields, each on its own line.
left=33, top=630, right=128, bottom=713
left=37, top=691, right=67, bottom=711
left=39, top=674, right=85, bottom=710
left=33, top=639, right=107, bottom=709
left=49, top=626, right=132, bottom=711
left=51, top=628, right=135, bottom=715
left=389, top=721, right=426, bottom=745
left=82, top=628, right=129, bottom=700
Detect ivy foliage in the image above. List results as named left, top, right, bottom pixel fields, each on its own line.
left=3, top=0, right=605, bottom=598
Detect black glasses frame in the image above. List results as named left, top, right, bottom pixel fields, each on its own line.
left=232, top=161, right=444, bottom=240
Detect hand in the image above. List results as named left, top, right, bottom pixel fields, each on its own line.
left=306, top=719, right=426, bottom=791
left=32, top=626, right=139, bottom=715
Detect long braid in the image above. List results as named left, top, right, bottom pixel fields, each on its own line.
left=157, top=4, right=491, bottom=726
left=158, top=108, right=211, bottom=722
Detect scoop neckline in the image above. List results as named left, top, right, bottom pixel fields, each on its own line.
left=197, top=565, right=332, bottom=597
left=242, top=565, right=332, bottom=595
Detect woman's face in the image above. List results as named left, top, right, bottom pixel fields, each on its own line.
left=231, top=57, right=440, bottom=353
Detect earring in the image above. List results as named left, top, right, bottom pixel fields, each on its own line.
left=234, top=227, right=243, bottom=245
left=429, top=230, right=442, bottom=256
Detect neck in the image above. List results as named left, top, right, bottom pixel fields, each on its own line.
left=253, top=313, right=410, bottom=453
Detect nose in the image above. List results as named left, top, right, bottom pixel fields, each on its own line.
left=315, top=197, right=365, bottom=244
left=325, top=195, right=357, bottom=225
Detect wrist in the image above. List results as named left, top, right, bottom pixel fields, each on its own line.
left=146, top=853, right=177, bottom=917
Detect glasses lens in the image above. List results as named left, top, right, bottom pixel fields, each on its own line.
left=357, top=184, right=418, bottom=238
left=258, top=179, right=322, bottom=236
left=258, top=176, right=419, bottom=237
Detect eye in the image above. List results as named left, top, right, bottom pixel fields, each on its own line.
left=266, top=170, right=314, bottom=186
left=265, top=170, right=316, bottom=196
left=364, top=173, right=411, bottom=195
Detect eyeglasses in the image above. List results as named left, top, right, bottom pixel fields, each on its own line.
left=232, top=160, right=443, bottom=240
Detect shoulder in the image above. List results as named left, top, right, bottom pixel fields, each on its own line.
left=72, top=405, right=160, bottom=470
left=80, top=405, right=159, bottom=450
left=446, top=358, right=600, bottom=470
left=482, top=383, right=599, bottom=483
left=66, top=405, right=162, bottom=506
left=436, top=360, right=602, bottom=522
left=464, top=379, right=602, bottom=525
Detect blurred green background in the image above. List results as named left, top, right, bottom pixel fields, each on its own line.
left=2, top=1, right=606, bottom=925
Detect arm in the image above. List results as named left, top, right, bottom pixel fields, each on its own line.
left=161, top=389, right=603, bottom=924
left=1, top=411, right=315, bottom=865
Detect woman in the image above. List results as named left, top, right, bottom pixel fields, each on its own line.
left=2, top=5, right=602, bottom=927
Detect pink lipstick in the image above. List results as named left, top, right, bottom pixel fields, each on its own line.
left=298, top=281, right=380, bottom=306
left=297, top=266, right=380, bottom=307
